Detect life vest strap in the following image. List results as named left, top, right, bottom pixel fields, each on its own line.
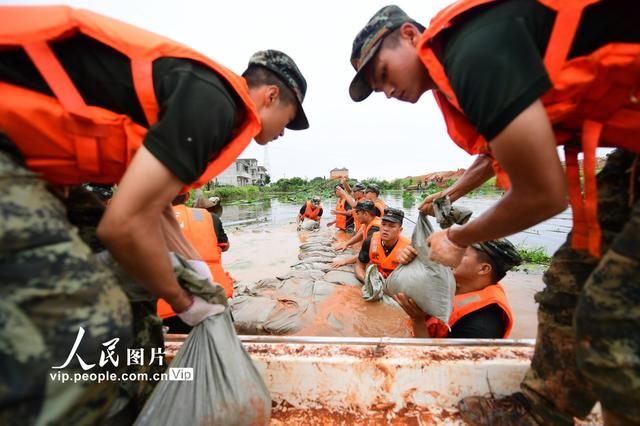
left=541, top=0, right=600, bottom=82
left=131, top=58, right=159, bottom=127
left=565, top=120, right=603, bottom=258
left=582, top=120, right=602, bottom=257
left=23, top=41, right=100, bottom=175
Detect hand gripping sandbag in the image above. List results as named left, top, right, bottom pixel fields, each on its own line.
left=135, top=254, right=271, bottom=426
left=384, top=214, right=456, bottom=324
left=362, top=264, right=385, bottom=302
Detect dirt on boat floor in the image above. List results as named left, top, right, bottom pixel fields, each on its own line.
left=223, top=222, right=545, bottom=339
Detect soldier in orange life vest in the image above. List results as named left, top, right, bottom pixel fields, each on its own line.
left=331, top=200, right=382, bottom=268
left=355, top=207, right=412, bottom=282
left=394, top=239, right=521, bottom=339
left=349, top=3, right=639, bottom=425
left=0, top=5, right=310, bottom=423
left=298, top=195, right=323, bottom=223
left=364, top=183, right=387, bottom=217
left=326, top=183, right=355, bottom=233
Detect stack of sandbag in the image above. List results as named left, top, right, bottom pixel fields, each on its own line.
left=230, top=231, right=363, bottom=335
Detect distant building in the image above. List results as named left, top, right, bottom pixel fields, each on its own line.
left=215, top=158, right=270, bottom=186
left=330, top=167, right=349, bottom=179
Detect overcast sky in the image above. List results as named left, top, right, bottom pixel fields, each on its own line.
left=12, top=0, right=480, bottom=181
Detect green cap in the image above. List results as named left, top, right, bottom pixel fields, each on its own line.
left=349, top=5, right=415, bottom=102
left=382, top=207, right=404, bottom=224
left=355, top=200, right=376, bottom=214
left=472, top=239, right=523, bottom=280
left=248, top=49, right=309, bottom=130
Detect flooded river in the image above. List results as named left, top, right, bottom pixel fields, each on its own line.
left=221, top=193, right=559, bottom=339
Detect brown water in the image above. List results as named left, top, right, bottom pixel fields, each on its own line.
left=223, top=222, right=544, bottom=339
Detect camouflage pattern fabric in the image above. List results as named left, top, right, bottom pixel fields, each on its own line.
left=519, top=149, right=640, bottom=424
left=248, top=49, right=309, bottom=130
left=0, top=150, right=133, bottom=425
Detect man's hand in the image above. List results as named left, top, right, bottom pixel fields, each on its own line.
left=326, top=220, right=336, bottom=228
left=393, top=293, right=426, bottom=320
left=397, top=245, right=418, bottom=265
left=418, top=191, right=443, bottom=216
left=334, top=241, right=349, bottom=251
left=176, top=295, right=225, bottom=326
left=427, top=229, right=466, bottom=268
left=330, top=258, right=346, bottom=268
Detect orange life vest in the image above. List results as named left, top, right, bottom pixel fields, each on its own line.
left=368, top=232, right=411, bottom=278
left=352, top=197, right=365, bottom=230
left=425, top=284, right=513, bottom=338
left=157, top=205, right=234, bottom=319
left=335, top=198, right=349, bottom=230
left=417, top=0, right=640, bottom=258
left=0, top=6, right=261, bottom=189
left=373, top=198, right=387, bottom=217
left=303, top=201, right=322, bottom=221
left=361, top=216, right=382, bottom=240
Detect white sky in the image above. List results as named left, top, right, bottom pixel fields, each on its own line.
left=10, top=0, right=479, bottom=181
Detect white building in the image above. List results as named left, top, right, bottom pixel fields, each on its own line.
left=214, top=158, right=270, bottom=186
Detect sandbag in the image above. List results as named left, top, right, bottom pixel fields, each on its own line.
left=229, top=295, right=278, bottom=334
left=135, top=254, right=270, bottom=426
left=362, top=264, right=385, bottom=302
left=384, top=214, right=456, bottom=324
left=276, top=269, right=325, bottom=281
left=263, top=298, right=314, bottom=335
left=323, top=270, right=362, bottom=287
left=299, top=217, right=320, bottom=231
left=312, top=280, right=338, bottom=302
left=433, top=195, right=472, bottom=229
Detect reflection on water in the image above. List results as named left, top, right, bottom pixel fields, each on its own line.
left=220, top=192, right=571, bottom=254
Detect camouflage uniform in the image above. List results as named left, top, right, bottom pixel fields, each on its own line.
left=520, top=149, right=640, bottom=424
left=0, top=148, right=133, bottom=425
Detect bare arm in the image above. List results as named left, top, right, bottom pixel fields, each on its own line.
left=419, top=154, right=494, bottom=215
left=98, top=147, right=192, bottom=312
left=429, top=100, right=567, bottom=266
left=355, top=259, right=367, bottom=282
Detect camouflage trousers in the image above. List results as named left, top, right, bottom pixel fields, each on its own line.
left=521, top=149, right=640, bottom=425
left=0, top=150, right=132, bottom=425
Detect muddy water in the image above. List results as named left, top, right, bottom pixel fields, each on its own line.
left=222, top=192, right=571, bottom=254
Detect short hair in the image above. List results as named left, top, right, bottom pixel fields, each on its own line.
left=242, top=65, right=297, bottom=105
left=382, top=21, right=427, bottom=49
left=474, top=248, right=503, bottom=282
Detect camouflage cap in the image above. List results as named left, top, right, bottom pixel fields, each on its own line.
left=248, top=49, right=309, bottom=130
left=349, top=5, right=415, bottom=102
left=382, top=207, right=404, bottom=224
left=365, top=183, right=380, bottom=195
left=472, top=239, right=523, bottom=280
left=352, top=182, right=366, bottom=192
left=355, top=200, right=376, bottom=213
left=311, top=196, right=321, bottom=204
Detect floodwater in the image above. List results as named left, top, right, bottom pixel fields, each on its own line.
left=221, top=193, right=558, bottom=339
left=221, top=192, right=572, bottom=254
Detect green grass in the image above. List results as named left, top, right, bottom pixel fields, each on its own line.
left=517, top=246, right=551, bottom=265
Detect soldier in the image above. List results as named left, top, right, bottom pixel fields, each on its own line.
left=0, top=5, right=309, bottom=424
left=349, top=3, right=639, bottom=425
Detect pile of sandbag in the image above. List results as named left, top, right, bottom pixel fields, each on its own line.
left=230, top=232, right=363, bottom=335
